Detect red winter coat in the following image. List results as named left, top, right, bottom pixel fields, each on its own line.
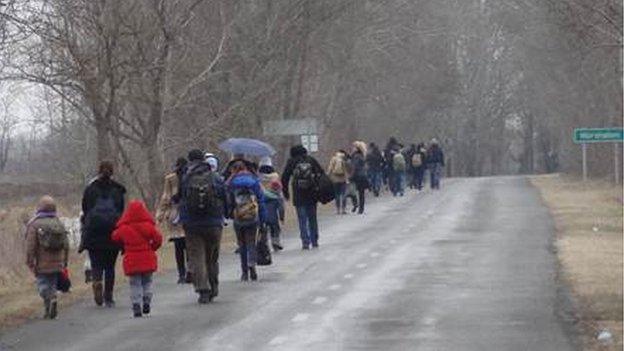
left=112, top=200, right=163, bottom=275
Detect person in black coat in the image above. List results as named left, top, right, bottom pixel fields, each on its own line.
left=281, top=145, right=325, bottom=249
left=366, top=143, right=384, bottom=197
left=81, top=161, right=126, bottom=307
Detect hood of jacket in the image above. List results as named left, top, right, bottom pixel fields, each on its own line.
left=117, top=200, right=154, bottom=226
left=229, top=172, right=260, bottom=188
left=290, top=145, right=308, bottom=158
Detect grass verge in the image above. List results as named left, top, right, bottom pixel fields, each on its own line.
left=531, top=174, right=623, bottom=351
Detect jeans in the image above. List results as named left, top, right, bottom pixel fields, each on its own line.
left=296, top=204, right=318, bottom=247
left=356, top=187, right=365, bottom=214
left=36, top=273, right=59, bottom=301
left=235, top=224, right=258, bottom=273
left=185, top=226, right=222, bottom=293
left=264, top=222, right=282, bottom=246
left=430, top=163, right=443, bottom=189
left=333, top=182, right=347, bottom=212
left=89, top=249, right=119, bottom=301
left=393, top=172, right=406, bottom=196
left=129, top=273, right=153, bottom=305
left=368, top=171, right=382, bottom=196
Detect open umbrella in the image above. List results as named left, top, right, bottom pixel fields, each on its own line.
left=218, top=138, right=276, bottom=157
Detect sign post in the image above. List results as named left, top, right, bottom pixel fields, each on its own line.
left=573, top=128, right=624, bottom=182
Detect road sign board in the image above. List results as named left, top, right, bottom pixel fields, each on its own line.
left=573, top=128, right=623, bottom=143
left=301, top=134, right=318, bottom=152
left=263, top=119, right=318, bottom=136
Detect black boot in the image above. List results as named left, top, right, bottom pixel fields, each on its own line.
left=249, top=267, right=258, bottom=281
left=142, top=302, right=151, bottom=315
left=104, top=281, right=115, bottom=308
left=197, top=290, right=210, bottom=304
left=132, top=304, right=142, bottom=318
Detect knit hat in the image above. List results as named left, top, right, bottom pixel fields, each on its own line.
left=259, top=156, right=273, bottom=167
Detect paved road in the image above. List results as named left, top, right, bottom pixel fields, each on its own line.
left=0, top=177, right=578, bottom=351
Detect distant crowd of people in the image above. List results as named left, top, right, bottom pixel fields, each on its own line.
left=24, top=137, right=444, bottom=319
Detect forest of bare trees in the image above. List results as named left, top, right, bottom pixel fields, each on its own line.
left=0, top=0, right=621, bottom=205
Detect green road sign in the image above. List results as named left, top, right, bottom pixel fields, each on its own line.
left=573, top=128, right=624, bottom=143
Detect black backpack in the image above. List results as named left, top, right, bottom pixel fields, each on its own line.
left=292, top=159, right=315, bottom=191
left=86, top=193, right=119, bottom=235
left=186, top=171, right=222, bottom=216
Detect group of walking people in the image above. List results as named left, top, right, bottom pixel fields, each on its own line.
left=325, top=138, right=445, bottom=215
left=24, top=137, right=443, bottom=319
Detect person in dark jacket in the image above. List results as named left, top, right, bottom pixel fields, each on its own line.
left=281, top=145, right=325, bottom=250
left=227, top=161, right=266, bottom=281
left=81, top=161, right=126, bottom=307
left=350, top=141, right=368, bottom=214
left=179, top=149, right=227, bottom=304
left=366, top=143, right=384, bottom=197
left=426, top=139, right=445, bottom=190
left=405, top=144, right=417, bottom=189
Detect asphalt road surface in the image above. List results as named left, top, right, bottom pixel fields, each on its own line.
left=0, top=177, right=578, bottom=351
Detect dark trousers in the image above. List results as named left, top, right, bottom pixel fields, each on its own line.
left=333, top=182, right=347, bottom=212
left=185, top=226, right=222, bottom=293
left=88, top=249, right=119, bottom=301
left=235, top=224, right=258, bottom=273
left=172, top=238, right=187, bottom=279
left=414, top=167, right=425, bottom=190
left=356, top=187, right=365, bottom=214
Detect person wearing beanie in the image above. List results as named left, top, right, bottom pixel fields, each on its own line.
left=281, top=145, right=326, bottom=250
left=25, top=196, right=69, bottom=319
left=178, top=149, right=227, bottom=304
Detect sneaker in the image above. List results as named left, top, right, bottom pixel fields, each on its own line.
left=249, top=267, right=258, bottom=281
left=241, top=271, right=249, bottom=281
left=142, top=303, right=150, bottom=315
left=49, top=299, right=58, bottom=319
left=133, top=304, right=142, bottom=317
left=312, top=242, right=319, bottom=249
left=302, top=245, right=310, bottom=250
left=272, top=243, right=284, bottom=251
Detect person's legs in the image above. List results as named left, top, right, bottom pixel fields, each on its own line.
left=141, top=273, right=153, bottom=313
left=129, top=275, right=143, bottom=306
left=185, top=228, right=209, bottom=293
left=244, top=225, right=258, bottom=268
left=430, top=165, right=436, bottom=189
left=102, top=249, right=119, bottom=306
left=36, top=273, right=58, bottom=318
left=296, top=206, right=311, bottom=249
left=173, top=238, right=186, bottom=283
left=333, top=183, right=342, bottom=213
left=235, top=226, right=249, bottom=279
left=357, top=187, right=366, bottom=214
left=269, top=222, right=281, bottom=247
left=88, top=250, right=104, bottom=306
left=308, top=204, right=319, bottom=247
left=205, top=227, right=222, bottom=298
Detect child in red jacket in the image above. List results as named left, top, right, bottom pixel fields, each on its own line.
left=112, top=200, right=163, bottom=317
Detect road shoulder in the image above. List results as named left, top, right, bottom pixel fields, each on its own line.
left=531, top=174, right=623, bottom=351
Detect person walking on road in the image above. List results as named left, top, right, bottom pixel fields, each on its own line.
left=227, top=161, right=266, bottom=281
left=25, top=196, right=69, bottom=319
left=112, top=200, right=163, bottom=318
left=427, top=139, right=445, bottom=190
left=156, top=157, right=190, bottom=284
left=350, top=141, right=369, bottom=214
left=413, top=143, right=427, bottom=190
left=327, top=150, right=349, bottom=214
left=366, top=143, right=384, bottom=197
left=179, top=149, right=227, bottom=304
left=258, top=157, right=285, bottom=251
left=80, top=161, right=126, bottom=307
left=391, top=149, right=407, bottom=196
left=282, top=145, right=325, bottom=250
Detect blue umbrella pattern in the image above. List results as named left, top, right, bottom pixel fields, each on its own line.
left=218, top=138, right=276, bottom=157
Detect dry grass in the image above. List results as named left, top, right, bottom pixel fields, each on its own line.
left=531, top=174, right=623, bottom=351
